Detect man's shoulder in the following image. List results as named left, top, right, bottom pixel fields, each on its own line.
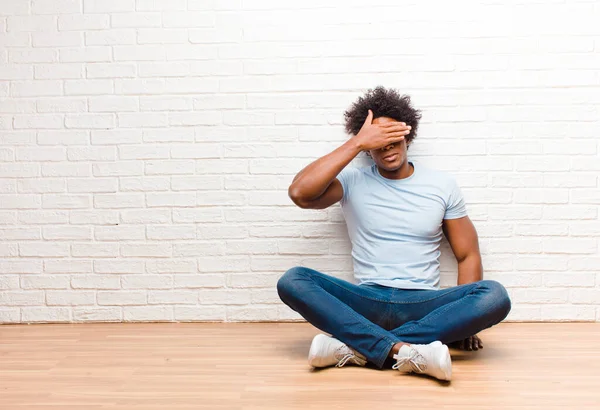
left=415, top=163, right=459, bottom=190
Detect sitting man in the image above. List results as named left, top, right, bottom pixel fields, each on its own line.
left=277, top=86, right=511, bottom=381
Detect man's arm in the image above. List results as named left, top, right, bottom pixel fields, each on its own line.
left=442, top=216, right=483, bottom=285
left=443, top=216, right=484, bottom=350
left=288, top=110, right=410, bottom=209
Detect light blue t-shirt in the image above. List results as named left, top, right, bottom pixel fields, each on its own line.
left=336, top=162, right=467, bottom=290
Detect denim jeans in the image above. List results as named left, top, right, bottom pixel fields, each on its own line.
left=277, top=266, right=511, bottom=369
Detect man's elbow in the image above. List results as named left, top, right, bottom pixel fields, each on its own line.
left=288, top=186, right=312, bottom=209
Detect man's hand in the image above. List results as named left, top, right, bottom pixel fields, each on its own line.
left=450, top=335, right=483, bottom=351
left=352, top=109, right=411, bottom=151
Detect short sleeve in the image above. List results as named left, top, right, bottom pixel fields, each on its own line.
left=336, top=166, right=359, bottom=205
left=444, top=178, right=468, bottom=220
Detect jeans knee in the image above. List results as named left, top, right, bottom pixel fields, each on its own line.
left=479, top=280, right=511, bottom=321
left=277, top=266, right=308, bottom=302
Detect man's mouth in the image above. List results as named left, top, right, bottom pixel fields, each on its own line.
left=383, top=153, right=399, bottom=162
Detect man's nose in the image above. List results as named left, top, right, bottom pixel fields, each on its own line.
left=381, top=143, right=394, bottom=151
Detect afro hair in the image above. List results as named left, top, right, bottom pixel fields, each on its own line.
left=344, top=86, right=422, bottom=145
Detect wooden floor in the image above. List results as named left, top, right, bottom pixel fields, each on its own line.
left=1, top=323, right=599, bottom=410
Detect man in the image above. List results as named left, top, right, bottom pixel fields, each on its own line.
left=277, top=86, right=511, bottom=381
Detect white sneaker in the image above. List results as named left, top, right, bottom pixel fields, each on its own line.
left=392, top=341, right=452, bottom=381
left=308, top=334, right=367, bottom=368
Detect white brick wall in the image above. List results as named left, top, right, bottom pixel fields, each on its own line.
left=0, top=0, right=599, bottom=324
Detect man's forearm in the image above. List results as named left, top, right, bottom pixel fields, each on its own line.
left=288, top=139, right=361, bottom=202
left=457, top=254, right=483, bottom=285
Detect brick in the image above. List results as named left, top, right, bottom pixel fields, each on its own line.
left=172, top=208, right=222, bottom=223
left=43, top=226, right=92, bottom=240
left=0, top=275, right=19, bottom=290
left=140, top=95, right=192, bottom=111
left=172, top=176, right=221, bottom=191
left=86, top=29, right=136, bottom=46
left=119, top=145, right=170, bottom=160
left=545, top=273, right=595, bottom=288
left=32, top=0, right=82, bottom=13
left=540, top=305, right=595, bottom=322
left=111, top=12, right=161, bottom=28
left=17, top=147, right=66, bottom=162
left=46, top=290, right=95, bottom=306
left=227, top=273, right=279, bottom=288
left=37, top=98, right=87, bottom=113
left=21, top=275, right=70, bottom=290
left=543, top=238, right=597, bottom=254
left=0, top=65, right=34, bottom=80
left=59, top=14, right=109, bottom=31
left=0, top=309, right=20, bottom=323
left=0, top=291, right=44, bottom=306
left=92, top=130, right=142, bottom=145
left=65, top=79, right=113, bottom=95
left=18, top=179, right=65, bottom=194
left=94, top=260, right=144, bottom=274
left=10, top=49, right=58, bottom=63
left=68, top=178, right=117, bottom=193
left=83, top=0, right=134, bottom=13
left=0, top=194, right=41, bottom=209
left=118, top=113, right=168, bottom=128
left=71, top=243, right=119, bottom=258
left=94, top=193, right=144, bottom=209
left=71, top=275, right=120, bottom=289
left=113, top=45, right=166, bottom=61
left=146, top=259, right=196, bottom=274
left=21, top=307, right=71, bottom=323
left=42, top=162, right=92, bottom=177
left=93, top=161, right=143, bottom=177
left=89, top=97, right=138, bottom=112
left=65, top=114, right=115, bottom=129
left=60, top=47, right=111, bottom=63
left=146, top=192, right=195, bottom=207
left=123, top=306, right=173, bottom=321
left=119, top=177, right=170, bottom=192
left=14, top=114, right=63, bottom=129
left=174, top=306, right=225, bottom=321
left=148, top=226, right=196, bottom=240
left=120, top=243, right=171, bottom=257
left=19, top=210, right=68, bottom=225
left=35, top=64, right=83, bottom=80
left=120, top=209, right=170, bottom=224
left=43, top=194, right=90, bottom=209
left=95, top=226, right=145, bottom=241
left=173, top=274, right=225, bottom=289
left=74, top=307, right=121, bottom=322
left=198, top=289, right=250, bottom=305
left=32, top=32, right=82, bottom=47
left=38, top=130, right=88, bottom=145
left=70, top=210, right=118, bottom=225
left=148, top=290, right=196, bottom=304
left=227, top=305, right=278, bottom=322
left=98, top=291, right=146, bottom=306
left=198, top=256, right=249, bottom=273
left=173, top=242, right=225, bottom=257
left=44, top=259, right=91, bottom=273
left=198, top=224, right=248, bottom=240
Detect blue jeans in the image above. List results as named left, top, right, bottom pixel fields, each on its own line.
left=277, top=266, right=511, bottom=369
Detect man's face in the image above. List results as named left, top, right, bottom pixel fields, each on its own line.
left=368, top=116, right=408, bottom=172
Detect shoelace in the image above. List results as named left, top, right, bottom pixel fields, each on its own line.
left=335, top=352, right=356, bottom=367
left=392, top=347, right=427, bottom=373
left=334, top=347, right=364, bottom=367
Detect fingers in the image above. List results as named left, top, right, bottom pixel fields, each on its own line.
left=363, top=110, right=373, bottom=127
left=382, top=125, right=412, bottom=134
left=386, top=133, right=407, bottom=141
left=379, top=121, right=407, bottom=128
